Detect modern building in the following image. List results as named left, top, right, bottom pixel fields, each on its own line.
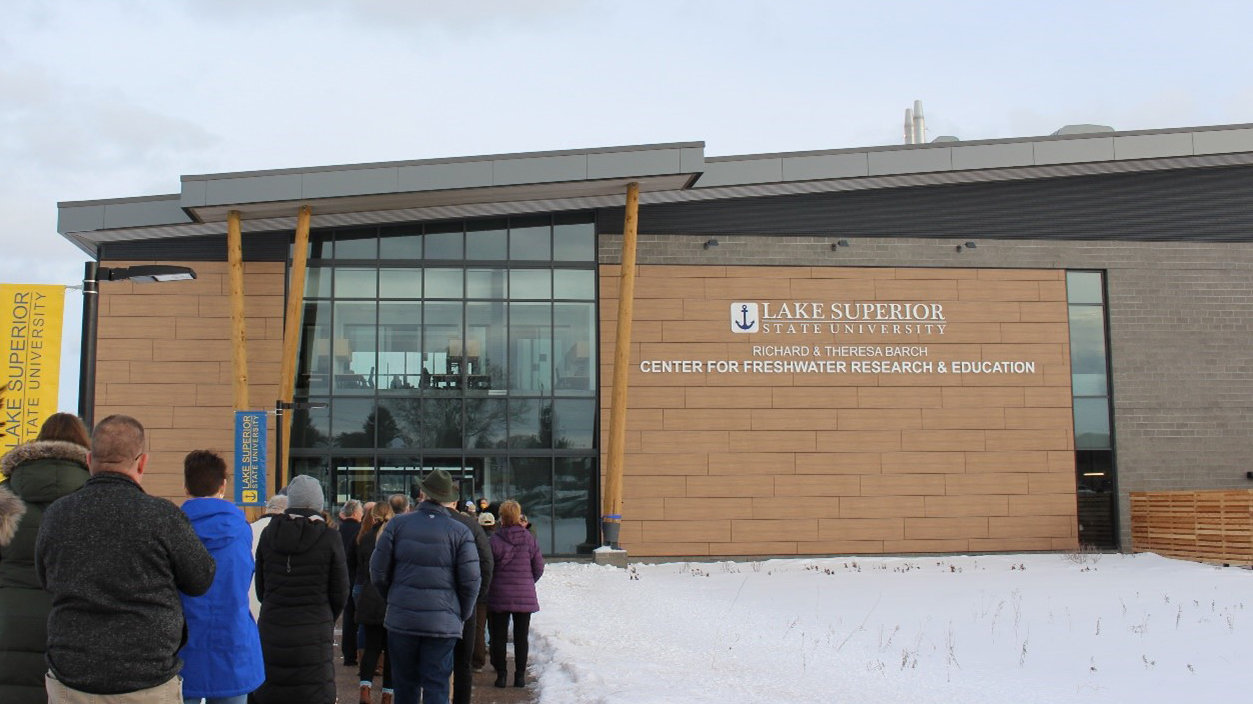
left=57, top=122, right=1253, bottom=557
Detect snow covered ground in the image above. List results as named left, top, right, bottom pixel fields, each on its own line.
left=529, top=553, right=1250, bottom=703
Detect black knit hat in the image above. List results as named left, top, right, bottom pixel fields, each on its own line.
left=420, top=469, right=457, bottom=503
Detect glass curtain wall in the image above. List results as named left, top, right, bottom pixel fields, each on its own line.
left=291, top=213, right=599, bottom=555
left=1066, top=271, right=1118, bottom=549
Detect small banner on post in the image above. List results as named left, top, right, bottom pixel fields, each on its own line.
left=234, top=410, right=267, bottom=506
left=1, top=284, right=65, bottom=456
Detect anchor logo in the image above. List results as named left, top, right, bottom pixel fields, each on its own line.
left=730, top=302, right=759, bottom=333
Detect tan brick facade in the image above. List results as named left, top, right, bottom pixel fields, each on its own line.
left=95, top=261, right=284, bottom=503
left=601, top=265, right=1077, bottom=557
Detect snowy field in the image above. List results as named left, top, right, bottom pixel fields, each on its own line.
left=529, top=553, right=1250, bottom=704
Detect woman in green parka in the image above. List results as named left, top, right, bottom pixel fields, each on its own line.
left=0, top=413, right=91, bottom=704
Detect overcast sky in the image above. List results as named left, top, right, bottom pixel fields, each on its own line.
left=3, top=0, right=1251, bottom=413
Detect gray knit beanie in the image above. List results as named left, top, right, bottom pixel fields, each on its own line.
left=286, top=475, right=325, bottom=511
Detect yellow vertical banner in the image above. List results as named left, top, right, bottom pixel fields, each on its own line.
left=1, top=284, right=66, bottom=454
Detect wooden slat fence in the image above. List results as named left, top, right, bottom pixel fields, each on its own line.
left=1130, top=489, right=1253, bottom=567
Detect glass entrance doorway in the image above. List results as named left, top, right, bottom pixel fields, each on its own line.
left=378, top=456, right=483, bottom=506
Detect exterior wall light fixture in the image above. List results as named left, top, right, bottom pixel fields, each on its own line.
left=831, top=239, right=850, bottom=251
left=956, top=241, right=978, bottom=252
left=703, top=238, right=719, bottom=249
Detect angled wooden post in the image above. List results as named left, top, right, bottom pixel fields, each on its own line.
left=227, top=211, right=250, bottom=412
left=277, top=206, right=312, bottom=490
left=602, top=181, right=640, bottom=550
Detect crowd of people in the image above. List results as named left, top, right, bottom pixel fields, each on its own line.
left=0, top=412, right=545, bottom=704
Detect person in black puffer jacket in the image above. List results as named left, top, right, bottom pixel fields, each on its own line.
left=0, top=413, right=91, bottom=704
left=254, top=475, right=349, bottom=704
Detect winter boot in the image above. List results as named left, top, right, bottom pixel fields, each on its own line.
left=494, top=671, right=508, bottom=688
left=359, top=682, right=371, bottom=704
left=514, top=671, right=526, bottom=687
left=380, top=690, right=393, bottom=704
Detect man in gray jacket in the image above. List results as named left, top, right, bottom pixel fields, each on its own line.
left=36, top=415, right=215, bottom=703
left=370, top=469, right=479, bottom=704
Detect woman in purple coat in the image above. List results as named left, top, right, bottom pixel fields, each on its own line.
left=485, top=500, right=544, bottom=689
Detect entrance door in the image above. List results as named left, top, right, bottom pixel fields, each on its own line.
left=378, top=456, right=483, bottom=507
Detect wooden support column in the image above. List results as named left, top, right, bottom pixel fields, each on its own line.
left=602, top=181, right=640, bottom=549
left=227, top=211, right=250, bottom=412
left=277, top=206, right=312, bottom=490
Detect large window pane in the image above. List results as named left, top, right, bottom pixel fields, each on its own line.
left=333, top=301, right=377, bottom=393
left=510, top=217, right=551, bottom=260
left=334, top=268, right=377, bottom=299
left=422, top=302, right=464, bottom=392
left=510, top=303, right=552, bottom=393
left=377, top=398, right=420, bottom=449
left=1067, top=271, right=1104, bottom=305
left=380, top=269, right=422, bottom=298
left=335, top=228, right=378, bottom=259
left=466, top=302, right=507, bottom=393
left=553, top=399, right=595, bottom=449
left=508, top=398, right=552, bottom=449
left=378, top=457, right=423, bottom=501
left=332, top=399, right=375, bottom=448
left=290, top=403, right=330, bottom=449
left=511, top=457, right=554, bottom=554
left=332, top=456, right=375, bottom=510
left=425, top=222, right=464, bottom=259
left=425, top=269, right=464, bottom=299
left=291, top=457, right=331, bottom=502
left=296, top=301, right=331, bottom=395
left=466, top=269, right=508, bottom=299
left=481, top=456, right=513, bottom=505
left=379, top=302, right=422, bottom=392
left=511, top=270, right=551, bottom=299
left=307, top=232, right=333, bottom=259
left=421, top=398, right=464, bottom=449
left=554, top=270, right=594, bottom=300
left=554, top=215, right=596, bottom=261
left=465, top=398, right=508, bottom=449
left=380, top=225, right=423, bottom=259
left=554, top=457, right=596, bottom=554
left=1069, top=306, right=1108, bottom=396
left=466, top=219, right=508, bottom=260
left=1074, top=397, right=1111, bottom=449
left=304, top=266, right=331, bottom=298
left=554, top=302, right=594, bottom=395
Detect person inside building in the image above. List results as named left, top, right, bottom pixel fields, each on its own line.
left=36, top=414, right=216, bottom=702
left=352, top=501, right=395, bottom=704
left=0, top=413, right=91, bottom=704
left=254, top=475, right=349, bottom=704
left=486, top=500, right=544, bottom=688
left=178, top=450, right=265, bottom=704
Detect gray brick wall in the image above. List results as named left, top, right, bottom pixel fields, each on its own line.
left=599, top=233, right=1253, bottom=549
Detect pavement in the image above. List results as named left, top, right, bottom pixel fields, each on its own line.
left=334, top=626, right=537, bottom=704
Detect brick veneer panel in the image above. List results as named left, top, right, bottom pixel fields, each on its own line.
left=95, top=261, right=285, bottom=504
left=600, top=264, right=1076, bottom=557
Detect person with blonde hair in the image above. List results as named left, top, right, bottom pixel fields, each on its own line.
left=0, top=413, right=91, bottom=703
left=485, top=500, right=544, bottom=688
left=352, top=501, right=395, bottom=704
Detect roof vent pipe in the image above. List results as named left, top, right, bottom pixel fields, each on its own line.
left=913, top=100, right=926, bottom=145
left=904, top=109, right=914, bottom=144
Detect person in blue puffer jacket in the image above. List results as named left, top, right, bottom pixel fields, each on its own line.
left=178, top=450, right=265, bottom=704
